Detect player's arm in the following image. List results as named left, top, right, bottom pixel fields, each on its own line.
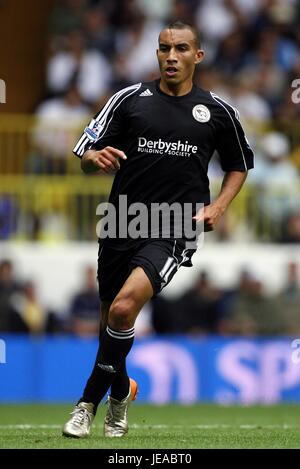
left=81, top=147, right=127, bottom=174
left=194, top=96, right=254, bottom=230
left=193, top=170, right=247, bottom=230
left=73, top=84, right=141, bottom=173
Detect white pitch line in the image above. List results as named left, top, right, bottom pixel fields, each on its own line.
left=0, top=424, right=299, bottom=430
left=0, top=425, right=62, bottom=429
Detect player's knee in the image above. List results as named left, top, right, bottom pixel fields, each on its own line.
left=109, top=297, right=135, bottom=330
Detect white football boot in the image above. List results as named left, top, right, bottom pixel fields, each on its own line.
left=62, top=402, right=95, bottom=438
left=104, top=378, right=138, bottom=437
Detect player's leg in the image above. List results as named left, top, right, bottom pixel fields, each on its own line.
left=100, top=300, right=131, bottom=402
left=62, top=243, right=132, bottom=439
left=62, top=267, right=151, bottom=438
left=79, top=240, right=195, bottom=417
left=101, top=239, right=197, bottom=435
left=99, top=300, right=111, bottom=335
left=63, top=239, right=195, bottom=438
left=102, top=268, right=151, bottom=436
left=62, top=302, right=112, bottom=439
left=81, top=266, right=153, bottom=407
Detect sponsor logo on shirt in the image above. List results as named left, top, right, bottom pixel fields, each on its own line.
left=137, top=137, right=197, bottom=157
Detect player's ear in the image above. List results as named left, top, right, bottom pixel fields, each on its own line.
left=195, top=49, right=205, bottom=65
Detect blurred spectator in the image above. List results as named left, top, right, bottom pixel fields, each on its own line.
left=0, top=196, right=18, bottom=240
left=10, top=281, right=45, bottom=334
left=276, top=262, right=300, bottom=334
left=280, top=212, right=300, bottom=243
left=0, top=260, right=19, bottom=304
left=196, top=0, right=244, bottom=45
left=68, top=266, right=100, bottom=337
left=49, top=0, right=87, bottom=34
left=195, top=0, right=263, bottom=58
left=279, top=66, right=300, bottom=160
left=136, top=0, right=173, bottom=21
left=252, top=131, right=298, bottom=187
left=37, top=209, right=74, bottom=242
left=114, top=10, right=161, bottom=83
left=47, top=29, right=112, bottom=104
left=168, top=0, right=198, bottom=25
left=239, top=64, right=286, bottom=115
left=281, top=261, right=300, bottom=300
left=244, top=27, right=299, bottom=74
left=206, top=210, right=242, bottom=242
left=0, top=260, right=27, bottom=332
left=151, top=295, right=174, bottom=334
left=153, top=272, right=219, bottom=334
left=30, top=84, right=90, bottom=174
left=249, top=131, right=299, bottom=239
left=163, top=271, right=221, bottom=334
left=225, top=73, right=272, bottom=122
left=220, top=269, right=285, bottom=335
left=48, top=0, right=88, bottom=51
left=214, top=29, right=247, bottom=75
left=28, top=83, right=89, bottom=238
left=84, top=5, right=116, bottom=58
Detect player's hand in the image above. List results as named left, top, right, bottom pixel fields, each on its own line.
left=82, top=147, right=127, bottom=174
left=192, top=202, right=225, bottom=231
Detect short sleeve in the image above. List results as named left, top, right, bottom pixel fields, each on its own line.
left=212, top=95, right=254, bottom=172
left=73, top=83, right=141, bottom=158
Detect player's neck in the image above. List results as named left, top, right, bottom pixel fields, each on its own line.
left=159, top=79, right=193, bottom=97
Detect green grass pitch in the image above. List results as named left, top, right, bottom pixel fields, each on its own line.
left=0, top=404, right=299, bottom=449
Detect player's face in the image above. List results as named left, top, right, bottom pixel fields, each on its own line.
left=157, top=29, right=204, bottom=89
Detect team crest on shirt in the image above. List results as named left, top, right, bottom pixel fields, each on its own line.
left=192, top=105, right=211, bottom=123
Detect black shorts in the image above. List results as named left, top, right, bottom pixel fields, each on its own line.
left=97, top=239, right=196, bottom=302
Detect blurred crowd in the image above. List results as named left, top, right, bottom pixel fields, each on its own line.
left=1, top=2, right=300, bottom=338
left=1, top=1, right=300, bottom=239
left=15, top=0, right=300, bottom=243
left=31, top=0, right=300, bottom=165
left=1, top=257, right=300, bottom=337
left=41, top=0, right=300, bottom=113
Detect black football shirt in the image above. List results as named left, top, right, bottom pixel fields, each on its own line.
left=73, top=79, right=254, bottom=248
